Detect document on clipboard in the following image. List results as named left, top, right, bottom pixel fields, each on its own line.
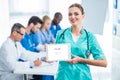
left=46, top=44, right=71, bottom=61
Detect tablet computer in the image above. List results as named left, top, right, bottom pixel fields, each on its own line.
left=46, top=43, right=71, bottom=61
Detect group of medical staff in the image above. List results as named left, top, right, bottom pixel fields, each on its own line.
left=0, top=12, right=63, bottom=80
left=0, top=3, right=108, bottom=80
left=20, top=13, right=62, bottom=80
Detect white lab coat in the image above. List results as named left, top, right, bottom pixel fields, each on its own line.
left=0, top=37, right=42, bottom=80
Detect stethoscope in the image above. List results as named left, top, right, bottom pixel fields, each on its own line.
left=57, top=28, right=91, bottom=58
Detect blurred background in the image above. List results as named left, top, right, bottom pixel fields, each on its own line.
left=0, top=0, right=119, bottom=80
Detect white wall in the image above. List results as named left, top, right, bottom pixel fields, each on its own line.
left=49, top=0, right=108, bottom=35
left=9, top=0, right=49, bottom=27
left=81, top=0, right=108, bottom=35
left=0, top=0, right=10, bottom=46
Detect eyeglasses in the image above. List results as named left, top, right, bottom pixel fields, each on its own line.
left=16, top=31, right=24, bottom=36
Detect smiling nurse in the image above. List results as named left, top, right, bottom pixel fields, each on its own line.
left=55, top=3, right=107, bottom=80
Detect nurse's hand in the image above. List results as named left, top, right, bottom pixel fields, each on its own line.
left=67, top=54, right=84, bottom=64
left=34, top=60, right=42, bottom=66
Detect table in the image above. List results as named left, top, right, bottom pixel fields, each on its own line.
left=14, top=51, right=58, bottom=80
left=14, top=61, right=58, bottom=80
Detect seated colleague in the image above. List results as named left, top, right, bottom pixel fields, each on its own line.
left=34, top=15, right=55, bottom=51
left=20, top=16, right=43, bottom=80
left=20, top=16, right=43, bottom=52
left=50, top=12, right=63, bottom=38
left=33, top=15, right=55, bottom=80
left=0, top=23, right=42, bottom=80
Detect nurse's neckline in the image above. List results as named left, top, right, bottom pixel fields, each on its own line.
left=71, top=28, right=82, bottom=36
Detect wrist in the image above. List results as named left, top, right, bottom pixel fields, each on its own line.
left=79, top=57, right=85, bottom=63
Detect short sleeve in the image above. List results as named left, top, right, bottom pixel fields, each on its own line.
left=89, top=33, right=106, bottom=60
left=56, top=29, right=64, bottom=43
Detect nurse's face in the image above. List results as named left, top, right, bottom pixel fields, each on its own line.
left=68, top=7, right=85, bottom=26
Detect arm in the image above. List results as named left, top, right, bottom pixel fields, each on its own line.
left=68, top=32, right=107, bottom=67
left=68, top=55, right=107, bottom=67
left=19, top=44, right=42, bottom=67
left=81, top=58, right=107, bottom=67
left=20, top=34, right=39, bottom=52
left=18, top=42, right=44, bottom=61
left=84, top=32, right=107, bottom=67
left=0, top=43, right=17, bottom=71
left=33, top=30, right=42, bottom=45
left=49, top=30, right=55, bottom=44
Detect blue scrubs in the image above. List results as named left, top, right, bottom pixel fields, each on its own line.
left=32, top=29, right=55, bottom=80
left=55, top=27, right=106, bottom=80
left=20, top=32, right=42, bottom=80
left=20, top=33, right=39, bottom=52
left=50, top=24, right=61, bottom=38
left=33, top=29, right=55, bottom=45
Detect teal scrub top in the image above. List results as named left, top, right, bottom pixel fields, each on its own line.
left=55, top=27, right=105, bottom=80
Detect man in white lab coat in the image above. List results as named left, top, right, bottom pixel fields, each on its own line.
left=0, top=23, right=42, bottom=80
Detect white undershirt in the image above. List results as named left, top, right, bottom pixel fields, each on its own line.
left=71, top=34, right=80, bottom=43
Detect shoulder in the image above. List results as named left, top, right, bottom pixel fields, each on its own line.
left=84, top=30, right=98, bottom=43
left=3, top=38, right=13, bottom=46
left=57, top=29, right=64, bottom=34
left=0, top=38, right=13, bottom=51
left=56, top=24, right=61, bottom=29
left=87, top=31, right=96, bottom=39
left=50, top=24, right=54, bottom=28
left=20, top=34, right=28, bottom=43
left=56, top=28, right=70, bottom=39
left=21, top=33, right=28, bottom=40
left=0, top=39, right=9, bottom=48
left=57, top=27, right=70, bottom=35
left=37, top=30, right=42, bottom=34
left=83, top=29, right=95, bottom=38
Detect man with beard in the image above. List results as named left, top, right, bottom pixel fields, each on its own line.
left=20, top=16, right=43, bottom=80
left=20, top=16, right=43, bottom=52
left=0, top=23, right=42, bottom=80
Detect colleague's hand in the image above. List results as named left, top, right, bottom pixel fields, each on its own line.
left=67, top=54, right=84, bottom=64
left=36, top=44, right=45, bottom=51
left=41, top=57, right=53, bottom=63
left=34, top=60, right=42, bottom=66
